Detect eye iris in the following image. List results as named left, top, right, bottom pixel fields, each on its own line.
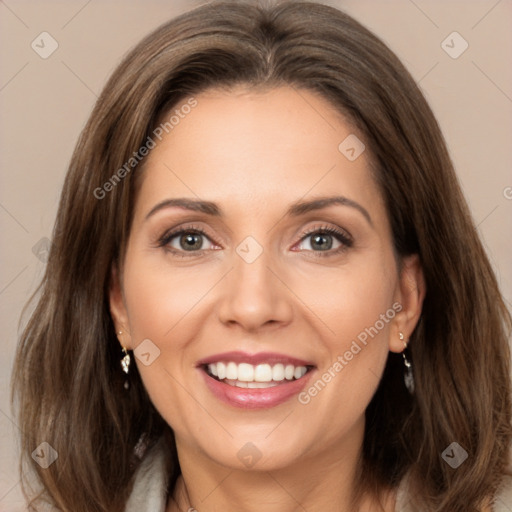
left=311, top=233, right=333, bottom=251
left=181, top=233, right=202, bottom=251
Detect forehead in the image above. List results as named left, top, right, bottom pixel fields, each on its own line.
left=135, top=86, right=383, bottom=219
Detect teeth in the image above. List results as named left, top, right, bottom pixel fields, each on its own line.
left=225, top=379, right=280, bottom=388
left=226, top=362, right=237, bottom=380
left=238, top=363, right=254, bottom=382
left=272, top=363, right=285, bottom=381
left=294, top=366, right=306, bottom=379
left=254, top=364, right=272, bottom=382
left=209, top=363, right=218, bottom=377
left=207, top=362, right=309, bottom=383
left=216, top=362, right=226, bottom=379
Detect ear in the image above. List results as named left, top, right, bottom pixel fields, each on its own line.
left=109, top=264, right=133, bottom=350
left=389, top=254, right=426, bottom=353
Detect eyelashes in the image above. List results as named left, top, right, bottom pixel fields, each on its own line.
left=157, top=224, right=217, bottom=257
left=157, top=223, right=353, bottom=259
left=296, top=225, right=353, bottom=255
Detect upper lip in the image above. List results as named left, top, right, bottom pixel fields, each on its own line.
left=197, top=351, right=315, bottom=367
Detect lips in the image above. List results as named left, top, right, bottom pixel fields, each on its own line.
left=197, top=351, right=316, bottom=409
left=197, top=351, right=315, bottom=367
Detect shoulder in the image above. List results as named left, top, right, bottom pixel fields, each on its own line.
left=124, top=436, right=170, bottom=512
left=395, top=472, right=512, bottom=512
left=490, top=472, right=512, bottom=512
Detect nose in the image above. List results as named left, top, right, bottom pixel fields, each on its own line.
left=217, top=247, right=294, bottom=333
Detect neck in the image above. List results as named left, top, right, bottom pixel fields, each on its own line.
left=167, top=419, right=395, bottom=512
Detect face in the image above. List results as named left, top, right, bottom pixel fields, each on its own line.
left=110, top=86, right=424, bottom=473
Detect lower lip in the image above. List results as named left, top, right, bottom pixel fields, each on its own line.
left=200, top=368, right=315, bottom=409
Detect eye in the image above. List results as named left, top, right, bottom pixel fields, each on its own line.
left=294, top=225, right=353, bottom=257
left=158, top=225, right=217, bottom=256
left=157, top=223, right=353, bottom=258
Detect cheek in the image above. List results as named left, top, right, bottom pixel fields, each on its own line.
left=121, top=251, right=203, bottom=381
left=293, top=250, right=397, bottom=349
left=333, top=274, right=395, bottom=349
left=122, top=252, right=211, bottom=342
left=121, top=254, right=208, bottom=429
left=293, top=252, right=397, bottom=406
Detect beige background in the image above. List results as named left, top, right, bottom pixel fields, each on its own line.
left=1, top=1, right=511, bottom=509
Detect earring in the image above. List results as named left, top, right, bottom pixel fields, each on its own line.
left=400, top=332, right=414, bottom=394
left=118, top=331, right=131, bottom=390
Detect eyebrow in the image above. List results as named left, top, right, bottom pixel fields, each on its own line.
left=145, top=195, right=373, bottom=226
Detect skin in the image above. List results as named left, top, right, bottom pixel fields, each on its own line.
left=110, top=86, right=425, bottom=512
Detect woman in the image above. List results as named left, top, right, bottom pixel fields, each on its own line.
left=11, top=1, right=512, bottom=511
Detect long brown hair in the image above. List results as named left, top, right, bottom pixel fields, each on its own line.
left=11, top=1, right=511, bottom=511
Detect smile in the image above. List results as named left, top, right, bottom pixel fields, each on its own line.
left=205, top=362, right=309, bottom=388
left=197, top=351, right=316, bottom=409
